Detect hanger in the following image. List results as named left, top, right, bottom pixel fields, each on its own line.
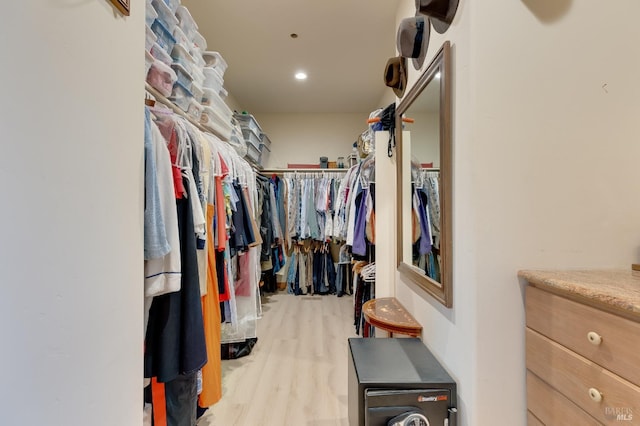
left=144, top=94, right=156, bottom=107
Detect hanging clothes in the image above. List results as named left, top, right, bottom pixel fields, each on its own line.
left=411, top=170, right=441, bottom=281
left=144, top=178, right=208, bottom=383
left=144, top=104, right=263, bottom=421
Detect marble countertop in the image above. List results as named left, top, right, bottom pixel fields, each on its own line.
left=518, top=269, right=640, bottom=320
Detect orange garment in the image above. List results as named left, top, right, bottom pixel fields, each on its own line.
left=366, top=209, right=376, bottom=244
left=151, top=378, right=167, bottom=426
left=198, top=204, right=223, bottom=407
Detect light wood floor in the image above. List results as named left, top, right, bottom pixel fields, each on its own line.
left=198, top=291, right=358, bottom=426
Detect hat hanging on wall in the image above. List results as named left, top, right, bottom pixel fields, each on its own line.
left=415, top=0, right=459, bottom=34
left=383, top=56, right=407, bottom=98
left=397, top=15, right=430, bottom=70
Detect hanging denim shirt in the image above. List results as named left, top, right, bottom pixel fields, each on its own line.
left=144, top=107, right=170, bottom=260
left=286, top=250, right=298, bottom=294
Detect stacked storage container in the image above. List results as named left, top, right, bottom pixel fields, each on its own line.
left=200, top=51, right=232, bottom=138
left=234, top=113, right=263, bottom=166
left=259, top=132, right=272, bottom=168
left=145, top=0, right=234, bottom=140
left=146, top=0, right=177, bottom=97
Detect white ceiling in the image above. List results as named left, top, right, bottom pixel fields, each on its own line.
left=181, top=0, right=399, bottom=114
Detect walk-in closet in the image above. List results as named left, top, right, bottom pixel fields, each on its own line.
left=142, top=0, right=399, bottom=424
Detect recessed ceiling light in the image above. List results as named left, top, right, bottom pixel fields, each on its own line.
left=295, top=72, right=307, bottom=80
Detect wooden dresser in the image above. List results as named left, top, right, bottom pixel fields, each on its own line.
left=519, top=270, right=640, bottom=425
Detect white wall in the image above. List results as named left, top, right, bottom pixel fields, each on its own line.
left=472, top=1, right=640, bottom=424
left=250, top=112, right=369, bottom=168
left=410, top=111, right=440, bottom=167
left=0, top=2, right=144, bottom=425
left=390, top=0, right=640, bottom=425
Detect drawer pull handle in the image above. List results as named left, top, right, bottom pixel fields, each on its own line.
left=587, top=331, right=602, bottom=346
left=588, top=388, right=603, bottom=403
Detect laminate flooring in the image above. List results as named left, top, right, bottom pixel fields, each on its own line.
left=198, top=291, right=358, bottom=426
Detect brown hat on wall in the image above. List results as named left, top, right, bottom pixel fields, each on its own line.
left=383, top=56, right=407, bottom=97
left=397, top=15, right=430, bottom=70
left=415, top=0, right=459, bottom=34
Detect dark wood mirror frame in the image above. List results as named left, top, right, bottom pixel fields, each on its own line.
left=395, top=41, right=452, bottom=308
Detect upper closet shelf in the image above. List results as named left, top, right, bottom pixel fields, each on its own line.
left=146, top=83, right=230, bottom=141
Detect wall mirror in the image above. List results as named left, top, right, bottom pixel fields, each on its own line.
left=396, top=41, right=452, bottom=307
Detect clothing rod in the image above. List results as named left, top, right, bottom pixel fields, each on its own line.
left=260, top=168, right=348, bottom=174
left=145, top=83, right=227, bottom=141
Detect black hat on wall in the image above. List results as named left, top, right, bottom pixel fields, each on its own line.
left=397, top=15, right=430, bottom=70
left=383, top=56, right=407, bottom=97
left=415, top=0, right=459, bottom=34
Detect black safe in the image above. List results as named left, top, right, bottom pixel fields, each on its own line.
left=348, top=338, right=457, bottom=426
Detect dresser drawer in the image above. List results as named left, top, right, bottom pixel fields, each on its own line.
left=527, top=371, right=599, bottom=426
left=526, top=285, right=640, bottom=386
left=527, top=328, right=640, bottom=423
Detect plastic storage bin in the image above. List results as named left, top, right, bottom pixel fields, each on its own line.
left=151, top=19, right=176, bottom=54
left=147, top=60, right=177, bottom=97
left=169, top=81, right=193, bottom=112
left=171, top=43, right=195, bottom=73
left=175, top=6, right=198, bottom=41
left=151, top=0, right=178, bottom=32
left=242, top=128, right=261, bottom=150
left=191, top=48, right=206, bottom=68
left=145, top=25, right=157, bottom=52
left=202, top=51, right=228, bottom=75
left=234, top=113, right=261, bottom=137
left=190, top=81, right=204, bottom=104
left=259, top=132, right=272, bottom=149
left=200, top=105, right=228, bottom=131
left=186, top=98, right=203, bottom=121
left=170, top=62, right=193, bottom=92
left=145, top=50, right=155, bottom=77
left=151, top=42, right=172, bottom=66
left=172, top=26, right=190, bottom=49
left=193, top=32, right=207, bottom=51
left=190, top=66, right=205, bottom=88
left=162, top=0, right=180, bottom=13
left=145, top=4, right=158, bottom=27
left=201, top=88, right=232, bottom=119
left=260, top=142, right=271, bottom=167
left=245, top=142, right=261, bottom=164
left=202, top=67, right=224, bottom=92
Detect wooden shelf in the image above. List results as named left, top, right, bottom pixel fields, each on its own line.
left=362, top=297, right=422, bottom=338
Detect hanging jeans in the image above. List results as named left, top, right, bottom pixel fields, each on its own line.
left=164, top=372, right=198, bottom=426
left=311, top=250, right=337, bottom=294
left=336, top=263, right=352, bottom=296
